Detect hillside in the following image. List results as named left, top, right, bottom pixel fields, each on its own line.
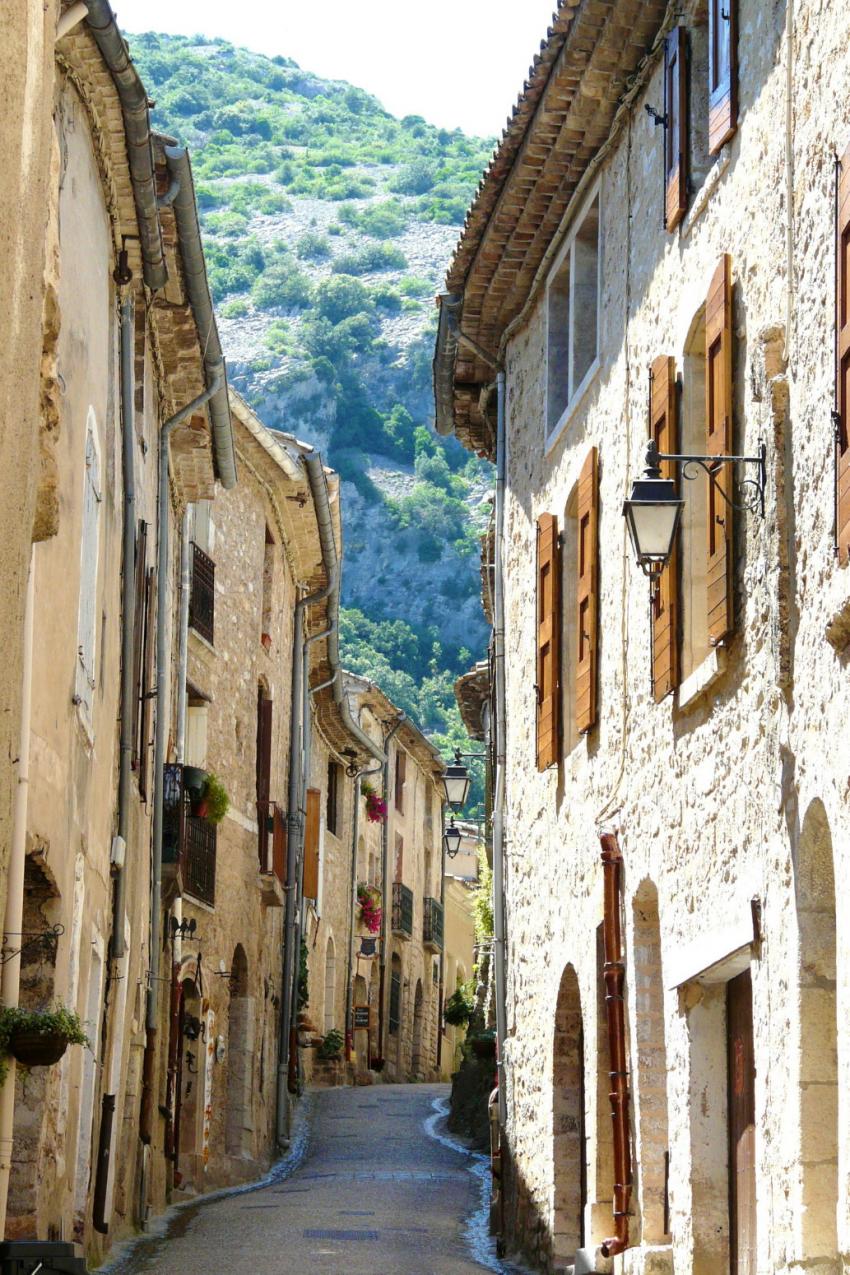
left=128, top=32, right=492, bottom=807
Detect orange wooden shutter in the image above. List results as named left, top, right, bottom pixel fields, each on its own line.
left=302, top=787, right=320, bottom=899
left=836, top=143, right=850, bottom=566
left=273, top=806, right=287, bottom=884
left=664, top=27, right=688, bottom=232
left=708, top=0, right=738, bottom=155
left=650, top=357, right=680, bottom=700
left=576, top=448, right=599, bottom=734
left=536, top=512, right=561, bottom=769
left=705, top=255, right=734, bottom=643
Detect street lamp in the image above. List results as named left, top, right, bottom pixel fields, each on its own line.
left=623, top=437, right=766, bottom=577
left=443, top=818, right=462, bottom=859
left=441, top=751, right=471, bottom=810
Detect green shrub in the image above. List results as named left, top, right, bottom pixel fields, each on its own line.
left=252, top=260, right=313, bottom=311
left=444, top=981, right=475, bottom=1027
left=331, top=243, right=407, bottom=276
left=317, top=1029, right=344, bottom=1059
left=220, top=298, right=249, bottom=318
left=296, top=231, right=332, bottom=261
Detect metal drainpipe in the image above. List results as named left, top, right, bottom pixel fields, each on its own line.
left=139, top=370, right=223, bottom=1144
left=0, top=549, right=35, bottom=1235
left=436, top=797, right=446, bottom=1073
left=344, top=759, right=382, bottom=1062
left=492, top=369, right=508, bottom=1128
left=175, top=509, right=191, bottom=764
left=376, top=714, right=405, bottom=1067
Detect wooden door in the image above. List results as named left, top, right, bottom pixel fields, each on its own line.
left=727, top=969, right=756, bottom=1274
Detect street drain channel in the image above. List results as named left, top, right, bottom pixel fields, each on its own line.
left=304, top=1229, right=379, bottom=1242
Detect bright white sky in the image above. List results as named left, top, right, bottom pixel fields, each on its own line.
left=117, top=0, right=559, bottom=137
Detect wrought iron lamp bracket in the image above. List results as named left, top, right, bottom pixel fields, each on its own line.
left=650, top=438, right=767, bottom=517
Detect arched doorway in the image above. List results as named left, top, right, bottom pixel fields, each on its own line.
left=632, top=880, right=670, bottom=1243
left=794, top=799, right=838, bottom=1264
left=411, top=980, right=424, bottom=1078
left=324, top=936, right=336, bottom=1033
left=369, top=961, right=380, bottom=1064
left=176, top=974, right=202, bottom=1184
left=389, top=953, right=402, bottom=1074
left=226, top=945, right=254, bottom=1159
left=353, top=974, right=368, bottom=1070
left=552, top=963, right=585, bottom=1269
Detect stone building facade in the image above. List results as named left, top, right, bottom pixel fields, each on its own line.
left=436, top=1, right=850, bottom=1272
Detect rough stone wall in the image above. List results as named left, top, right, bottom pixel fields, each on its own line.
left=0, top=0, right=58, bottom=945
left=495, top=3, right=850, bottom=1272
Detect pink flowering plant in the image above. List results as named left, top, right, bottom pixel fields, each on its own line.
left=357, top=883, right=382, bottom=934
left=361, top=780, right=387, bottom=824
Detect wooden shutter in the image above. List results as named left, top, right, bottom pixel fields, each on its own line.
left=256, top=691, right=273, bottom=869
left=708, top=0, right=738, bottom=155
left=705, top=255, right=734, bottom=644
left=302, top=787, right=320, bottom=900
left=536, top=512, right=561, bottom=769
left=394, top=749, right=406, bottom=812
left=650, top=357, right=680, bottom=700
left=664, top=26, right=688, bottom=232
left=131, top=520, right=148, bottom=769
left=837, top=143, right=850, bottom=566
left=272, top=806, right=286, bottom=884
left=576, top=449, right=599, bottom=735
left=138, top=567, right=155, bottom=801
left=727, top=969, right=756, bottom=1274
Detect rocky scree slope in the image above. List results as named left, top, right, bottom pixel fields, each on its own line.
left=129, top=33, right=493, bottom=797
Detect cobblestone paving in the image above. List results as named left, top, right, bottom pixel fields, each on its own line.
left=103, top=1084, right=505, bottom=1274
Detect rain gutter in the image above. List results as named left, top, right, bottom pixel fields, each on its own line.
left=83, top=0, right=167, bottom=290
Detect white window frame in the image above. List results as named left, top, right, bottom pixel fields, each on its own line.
left=544, top=181, right=603, bottom=454
left=75, top=408, right=102, bottom=733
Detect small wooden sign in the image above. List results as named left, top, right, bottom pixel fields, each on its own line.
left=352, top=1005, right=370, bottom=1031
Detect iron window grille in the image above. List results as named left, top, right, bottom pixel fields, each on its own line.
left=391, top=882, right=414, bottom=938
left=189, top=542, right=215, bottom=645
left=389, top=970, right=401, bottom=1035
left=161, top=763, right=216, bottom=906
left=423, top=897, right=444, bottom=951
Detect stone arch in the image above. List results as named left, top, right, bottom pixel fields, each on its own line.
left=177, top=974, right=202, bottom=1176
left=323, top=935, right=336, bottom=1033
left=226, top=944, right=254, bottom=1159
left=552, top=963, right=585, bottom=1267
left=632, top=879, right=670, bottom=1243
left=793, top=799, right=838, bottom=1263
left=412, top=979, right=424, bottom=1077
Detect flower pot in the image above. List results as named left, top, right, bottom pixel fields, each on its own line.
left=193, top=797, right=210, bottom=819
left=183, top=765, right=207, bottom=797
left=9, top=1028, right=70, bottom=1067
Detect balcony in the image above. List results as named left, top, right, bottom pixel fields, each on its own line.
left=162, top=763, right=217, bottom=906
left=391, top=882, right=414, bottom=939
left=189, top=542, right=215, bottom=645
left=423, top=897, right=444, bottom=952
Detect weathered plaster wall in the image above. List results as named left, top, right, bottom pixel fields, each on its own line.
left=496, top=2, right=850, bottom=1272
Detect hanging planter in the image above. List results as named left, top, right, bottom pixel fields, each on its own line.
left=0, top=1004, right=89, bottom=1083
left=356, top=884, right=382, bottom=934
left=193, top=771, right=229, bottom=824
left=360, top=780, right=387, bottom=824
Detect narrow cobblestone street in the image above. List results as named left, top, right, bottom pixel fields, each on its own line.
left=102, top=1085, right=504, bottom=1275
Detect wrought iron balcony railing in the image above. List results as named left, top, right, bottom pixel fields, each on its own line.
left=423, top=896, right=444, bottom=952
left=162, top=763, right=217, bottom=906
left=189, top=542, right=215, bottom=645
left=391, top=882, right=414, bottom=938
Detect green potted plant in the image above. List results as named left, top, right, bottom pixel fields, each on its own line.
left=317, top=1028, right=344, bottom=1060
left=0, top=1004, right=89, bottom=1080
left=194, top=771, right=229, bottom=824
left=444, top=981, right=475, bottom=1028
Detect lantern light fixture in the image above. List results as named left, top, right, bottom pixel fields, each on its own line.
left=443, top=818, right=462, bottom=859
left=441, top=750, right=472, bottom=810
left=623, top=437, right=766, bottom=577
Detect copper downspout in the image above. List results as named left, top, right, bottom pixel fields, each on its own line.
left=600, top=832, right=632, bottom=1259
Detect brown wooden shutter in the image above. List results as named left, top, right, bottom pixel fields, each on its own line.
left=131, top=520, right=147, bottom=770
left=256, top=691, right=273, bottom=869
left=650, top=357, right=680, bottom=700
left=708, top=0, right=738, bottom=155
left=576, top=449, right=599, bottom=735
left=302, top=787, right=321, bottom=900
left=664, top=26, right=688, bottom=232
left=536, top=512, right=561, bottom=769
left=139, top=567, right=156, bottom=801
left=705, top=255, right=734, bottom=644
left=836, top=143, right=850, bottom=566
left=394, top=749, right=406, bottom=812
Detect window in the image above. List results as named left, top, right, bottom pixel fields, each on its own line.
left=546, top=190, right=601, bottom=442
left=394, top=833, right=404, bottom=884
left=75, top=412, right=102, bottom=726
left=536, top=513, right=561, bottom=770
left=389, top=959, right=402, bottom=1035
left=708, top=0, right=737, bottom=154
left=189, top=542, right=215, bottom=645
left=664, top=27, right=688, bottom=232
left=394, top=748, right=406, bottom=813
left=256, top=687, right=273, bottom=869
left=303, top=788, right=321, bottom=900
left=185, top=699, right=208, bottom=769
left=261, top=525, right=274, bottom=645
left=326, top=760, right=340, bottom=836
left=131, top=520, right=148, bottom=772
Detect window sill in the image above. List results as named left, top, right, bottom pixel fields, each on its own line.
left=544, top=359, right=600, bottom=457
left=680, top=148, right=731, bottom=239
left=189, top=627, right=216, bottom=659
left=677, top=646, right=727, bottom=711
